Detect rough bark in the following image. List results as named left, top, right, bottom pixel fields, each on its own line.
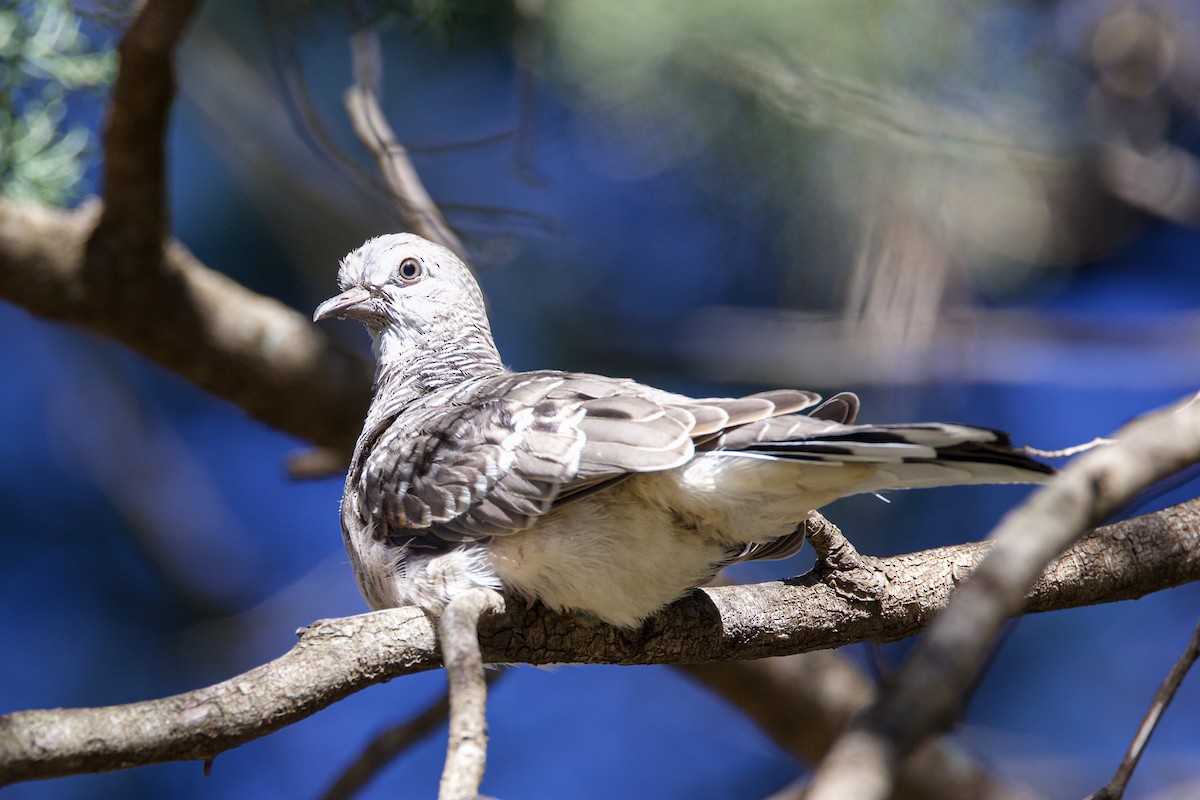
left=0, top=199, right=372, bottom=451
left=2, top=497, right=1196, bottom=786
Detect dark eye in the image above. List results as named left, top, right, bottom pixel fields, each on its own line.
left=396, top=257, right=423, bottom=283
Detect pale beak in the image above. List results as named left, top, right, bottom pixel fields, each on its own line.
left=313, top=287, right=375, bottom=322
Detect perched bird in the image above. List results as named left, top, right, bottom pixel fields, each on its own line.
left=315, top=234, right=1051, bottom=628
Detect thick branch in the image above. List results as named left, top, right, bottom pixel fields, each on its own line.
left=808, top=394, right=1200, bottom=800
left=92, top=0, right=200, bottom=253
left=84, top=0, right=197, bottom=323
left=0, top=1, right=374, bottom=450
left=0, top=199, right=372, bottom=450
left=2, top=497, right=1197, bottom=786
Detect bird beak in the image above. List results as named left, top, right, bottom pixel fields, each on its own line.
left=313, top=287, right=374, bottom=322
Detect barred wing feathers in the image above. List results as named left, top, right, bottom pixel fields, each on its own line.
left=355, top=372, right=819, bottom=544
left=355, top=372, right=1047, bottom=552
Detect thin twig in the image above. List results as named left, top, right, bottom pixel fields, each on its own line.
left=258, top=0, right=397, bottom=211
left=806, top=392, right=1200, bottom=800
left=1024, top=437, right=1112, bottom=459
left=1086, top=616, right=1200, bottom=800
left=343, top=19, right=467, bottom=259
left=262, top=1, right=522, bottom=215
left=321, top=670, right=507, bottom=800
left=437, top=589, right=506, bottom=800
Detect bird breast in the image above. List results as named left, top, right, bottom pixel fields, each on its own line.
left=484, top=452, right=848, bottom=627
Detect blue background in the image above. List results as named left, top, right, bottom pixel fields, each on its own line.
left=3, top=2, right=1200, bottom=798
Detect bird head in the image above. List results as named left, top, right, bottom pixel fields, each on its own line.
left=314, top=234, right=496, bottom=368
left=314, top=234, right=487, bottom=330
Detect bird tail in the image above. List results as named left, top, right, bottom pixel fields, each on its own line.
left=743, top=422, right=1053, bottom=494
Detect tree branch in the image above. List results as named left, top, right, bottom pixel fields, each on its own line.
left=807, top=393, right=1200, bottom=800
left=680, top=655, right=1027, bottom=800
left=2, top=496, right=1197, bottom=787
left=91, top=0, right=200, bottom=253
left=3, top=17, right=1197, bottom=796
left=84, top=0, right=197, bottom=309
left=437, top=588, right=505, bottom=800
left=1087, top=614, right=1200, bottom=800
left=319, top=670, right=507, bottom=800
left=0, top=0, right=375, bottom=452
left=0, top=199, right=373, bottom=450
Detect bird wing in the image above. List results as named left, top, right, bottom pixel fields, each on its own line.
left=354, top=371, right=822, bottom=545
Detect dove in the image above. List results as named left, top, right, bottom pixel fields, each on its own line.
left=314, top=234, right=1051, bottom=628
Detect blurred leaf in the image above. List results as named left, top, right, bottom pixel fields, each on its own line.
left=0, top=0, right=116, bottom=205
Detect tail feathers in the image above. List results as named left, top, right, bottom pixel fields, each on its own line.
left=743, top=422, right=1053, bottom=488
left=707, top=421, right=1050, bottom=571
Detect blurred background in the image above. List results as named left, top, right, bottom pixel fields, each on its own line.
left=3, top=0, right=1200, bottom=797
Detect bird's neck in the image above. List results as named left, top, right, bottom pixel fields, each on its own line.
left=371, top=320, right=506, bottom=408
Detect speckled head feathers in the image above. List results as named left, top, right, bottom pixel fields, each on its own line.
left=314, top=234, right=502, bottom=375
left=315, top=234, right=489, bottom=330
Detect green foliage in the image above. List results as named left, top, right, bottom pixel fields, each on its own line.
left=0, top=0, right=116, bottom=205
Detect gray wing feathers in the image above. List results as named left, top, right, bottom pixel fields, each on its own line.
left=711, top=412, right=844, bottom=450
left=578, top=398, right=693, bottom=451
left=361, top=379, right=587, bottom=538
left=743, top=389, right=823, bottom=416
left=359, top=372, right=829, bottom=543
left=683, top=404, right=735, bottom=436
left=358, top=369, right=1045, bottom=558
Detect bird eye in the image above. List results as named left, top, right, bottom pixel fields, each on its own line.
left=396, top=257, right=423, bottom=283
